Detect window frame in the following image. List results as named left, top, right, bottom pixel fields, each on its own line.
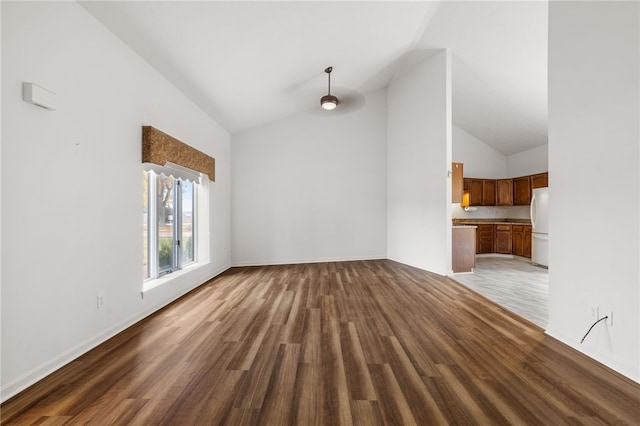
left=144, top=169, right=197, bottom=282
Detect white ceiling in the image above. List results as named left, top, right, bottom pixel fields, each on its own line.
left=80, top=1, right=548, bottom=156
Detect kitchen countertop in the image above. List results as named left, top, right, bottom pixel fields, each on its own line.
left=452, top=225, right=478, bottom=229
left=452, top=218, right=531, bottom=226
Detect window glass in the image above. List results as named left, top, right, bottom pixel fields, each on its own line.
left=181, top=179, right=195, bottom=265
left=157, top=174, right=175, bottom=274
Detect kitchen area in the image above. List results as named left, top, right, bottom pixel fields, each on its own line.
left=450, top=161, right=550, bottom=328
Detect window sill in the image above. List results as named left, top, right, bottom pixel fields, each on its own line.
left=142, top=261, right=209, bottom=294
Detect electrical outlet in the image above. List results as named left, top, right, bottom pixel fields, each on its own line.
left=591, top=307, right=598, bottom=319
left=97, top=291, right=105, bottom=309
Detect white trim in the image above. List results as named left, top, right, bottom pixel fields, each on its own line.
left=142, top=261, right=208, bottom=294
left=231, top=255, right=387, bottom=268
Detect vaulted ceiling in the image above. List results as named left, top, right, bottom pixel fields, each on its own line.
left=81, top=1, right=548, bottom=156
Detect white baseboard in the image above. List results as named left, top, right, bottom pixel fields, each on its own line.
left=231, top=255, right=387, bottom=267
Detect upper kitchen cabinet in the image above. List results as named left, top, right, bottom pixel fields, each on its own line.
left=452, top=163, right=463, bottom=203
left=464, top=178, right=496, bottom=206
left=496, top=179, right=513, bottom=205
left=514, top=172, right=548, bottom=205
left=531, top=172, right=548, bottom=190
left=482, top=179, right=496, bottom=206
left=463, top=172, right=547, bottom=207
left=513, top=176, right=531, bottom=205
left=465, top=178, right=484, bottom=205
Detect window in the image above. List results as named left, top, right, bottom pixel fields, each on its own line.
left=143, top=169, right=197, bottom=281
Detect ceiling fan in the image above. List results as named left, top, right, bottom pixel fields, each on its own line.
left=289, top=66, right=366, bottom=116
left=320, top=66, right=339, bottom=110
left=315, top=66, right=365, bottom=115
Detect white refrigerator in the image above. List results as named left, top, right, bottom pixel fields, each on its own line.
left=530, top=187, right=549, bottom=267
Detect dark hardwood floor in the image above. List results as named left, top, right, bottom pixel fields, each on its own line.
left=2, top=260, right=639, bottom=425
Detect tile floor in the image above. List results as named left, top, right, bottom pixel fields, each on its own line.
left=450, top=255, right=549, bottom=328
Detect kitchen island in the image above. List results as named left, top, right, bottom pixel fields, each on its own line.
left=452, top=225, right=477, bottom=273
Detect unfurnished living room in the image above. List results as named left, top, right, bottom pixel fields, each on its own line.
left=1, top=1, right=639, bottom=424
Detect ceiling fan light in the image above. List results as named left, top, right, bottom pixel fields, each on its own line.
left=321, top=94, right=338, bottom=110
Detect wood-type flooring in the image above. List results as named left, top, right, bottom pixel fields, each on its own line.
left=2, top=260, right=639, bottom=425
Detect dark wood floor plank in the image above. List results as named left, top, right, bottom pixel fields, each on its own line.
left=368, top=363, right=417, bottom=425
left=300, top=307, right=322, bottom=365
left=381, top=335, right=449, bottom=425
left=349, top=400, right=384, bottom=426
left=257, top=343, right=300, bottom=426
left=30, top=416, right=73, bottom=426
left=291, top=362, right=322, bottom=426
left=3, top=260, right=639, bottom=425
left=161, top=369, right=245, bottom=425
left=320, top=331, right=353, bottom=426
left=339, top=322, right=377, bottom=401
left=231, top=324, right=283, bottom=410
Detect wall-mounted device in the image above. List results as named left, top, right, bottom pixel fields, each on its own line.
left=22, top=82, right=57, bottom=110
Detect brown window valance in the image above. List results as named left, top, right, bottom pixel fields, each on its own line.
left=142, top=126, right=215, bottom=181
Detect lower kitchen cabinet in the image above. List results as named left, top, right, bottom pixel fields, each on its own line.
left=512, top=225, right=532, bottom=258
left=494, top=224, right=512, bottom=254
left=466, top=222, right=532, bottom=257
left=523, top=226, right=532, bottom=258
left=476, top=224, right=494, bottom=254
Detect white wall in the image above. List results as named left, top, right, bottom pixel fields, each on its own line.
left=453, top=125, right=549, bottom=180
left=387, top=49, right=452, bottom=275
left=1, top=2, right=231, bottom=399
left=451, top=127, right=548, bottom=220
left=452, top=124, right=522, bottom=219
left=507, top=144, right=548, bottom=177
left=231, top=89, right=387, bottom=266
left=548, top=1, right=639, bottom=381
left=453, top=125, right=507, bottom=178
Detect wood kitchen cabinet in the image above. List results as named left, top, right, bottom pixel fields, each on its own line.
left=482, top=179, right=496, bottom=206
left=494, top=224, right=512, bottom=254
left=512, top=225, right=532, bottom=258
left=465, top=178, right=484, bottom=206
left=452, top=162, right=464, bottom=203
left=523, top=225, right=532, bottom=258
left=465, top=178, right=496, bottom=206
left=531, top=172, right=548, bottom=190
left=476, top=224, right=494, bottom=254
left=465, top=172, right=547, bottom=207
left=513, top=176, right=531, bottom=205
left=496, top=179, right=513, bottom=205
